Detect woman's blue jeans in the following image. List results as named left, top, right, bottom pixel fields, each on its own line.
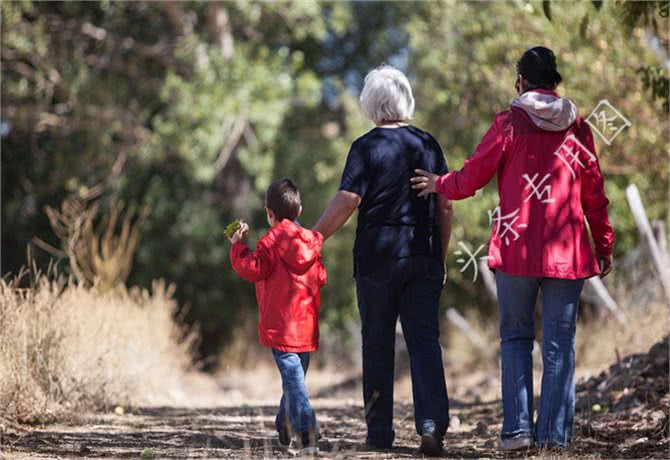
left=272, top=349, right=317, bottom=435
left=355, top=256, right=449, bottom=448
left=495, top=271, right=584, bottom=448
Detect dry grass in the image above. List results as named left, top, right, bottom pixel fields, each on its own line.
left=443, top=307, right=500, bottom=371
left=37, top=197, right=149, bottom=292
left=0, top=274, right=206, bottom=425
left=575, top=299, right=669, bottom=375
left=443, top=284, right=668, bottom=374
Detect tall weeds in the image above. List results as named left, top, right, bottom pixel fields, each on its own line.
left=38, top=197, right=149, bottom=291
left=0, top=275, right=199, bottom=424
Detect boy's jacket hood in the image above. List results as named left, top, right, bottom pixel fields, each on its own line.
left=270, top=219, right=324, bottom=275
left=511, top=89, right=578, bottom=132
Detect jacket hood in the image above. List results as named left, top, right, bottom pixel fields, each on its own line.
left=511, top=89, right=578, bottom=132
left=272, top=219, right=324, bottom=275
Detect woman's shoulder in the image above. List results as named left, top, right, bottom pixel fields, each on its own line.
left=572, top=115, right=593, bottom=134
left=405, top=125, right=443, bottom=152
left=349, top=127, right=406, bottom=153
left=406, top=124, right=433, bottom=137
left=495, top=109, right=514, bottom=125
left=349, top=128, right=379, bottom=150
left=351, top=125, right=442, bottom=152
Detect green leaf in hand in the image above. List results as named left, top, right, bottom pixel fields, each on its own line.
left=224, top=219, right=243, bottom=239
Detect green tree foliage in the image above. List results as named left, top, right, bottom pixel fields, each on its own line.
left=2, top=1, right=668, bottom=359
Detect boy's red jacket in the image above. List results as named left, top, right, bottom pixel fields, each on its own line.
left=230, top=219, right=327, bottom=352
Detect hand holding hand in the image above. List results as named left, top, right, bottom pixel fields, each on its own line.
left=410, top=169, right=439, bottom=197
left=598, top=254, right=613, bottom=278
left=229, top=222, right=249, bottom=244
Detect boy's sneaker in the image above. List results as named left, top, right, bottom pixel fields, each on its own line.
left=299, top=431, right=319, bottom=456
left=301, top=446, right=319, bottom=456
left=278, top=429, right=291, bottom=448
left=498, top=434, right=533, bottom=451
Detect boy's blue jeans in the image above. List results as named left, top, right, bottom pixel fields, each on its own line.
left=495, top=271, right=584, bottom=448
left=355, top=256, right=449, bottom=448
left=272, top=349, right=317, bottom=436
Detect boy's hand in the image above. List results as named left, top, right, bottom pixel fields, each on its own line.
left=229, top=222, right=249, bottom=244
left=411, top=169, right=439, bottom=197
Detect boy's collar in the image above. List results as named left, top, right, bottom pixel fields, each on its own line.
left=271, top=218, right=301, bottom=228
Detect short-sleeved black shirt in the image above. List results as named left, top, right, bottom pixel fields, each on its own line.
left=339, top=126, right=449, bottom=278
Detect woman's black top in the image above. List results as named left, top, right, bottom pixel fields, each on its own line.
left=339, top=126, right=448, bottom=278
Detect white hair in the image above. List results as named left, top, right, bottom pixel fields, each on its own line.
left=360, top=65, right=415, bottom=124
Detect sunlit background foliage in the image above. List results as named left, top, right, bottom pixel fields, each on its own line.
left=2, top=0, right=668, bottom=361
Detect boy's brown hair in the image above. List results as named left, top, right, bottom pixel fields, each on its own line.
left=265, top=178, right=301, bottom=221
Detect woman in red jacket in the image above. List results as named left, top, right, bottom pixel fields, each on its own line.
left=411, top=47, right=614, bottom=451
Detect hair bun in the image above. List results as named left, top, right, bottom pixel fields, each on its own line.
left=517, top=46, right=562, bottom=89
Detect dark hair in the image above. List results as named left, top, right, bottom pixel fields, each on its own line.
left=516, top=46, right=562, bottom=90
left=265, top=177, right=301, bottom=221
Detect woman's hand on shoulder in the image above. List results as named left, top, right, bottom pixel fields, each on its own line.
left=410, top=169, right=439, bottom=197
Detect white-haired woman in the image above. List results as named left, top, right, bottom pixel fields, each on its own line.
left=313, top=65, right=453, bottom=455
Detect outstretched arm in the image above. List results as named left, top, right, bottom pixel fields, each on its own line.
left=229, top=223, right=276, bottom=281
left=312, top=190, right=361, bottom=240
left=317, top=139, right=367, bottom=239
left=411, top=113, right=507, bottom=199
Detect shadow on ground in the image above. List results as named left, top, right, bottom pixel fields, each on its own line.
left=2, top=338, right=668, bottom=459
left=2, top=396, right=667, bottom=459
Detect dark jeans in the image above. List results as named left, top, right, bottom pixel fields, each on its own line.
left=355, top=256, right=449, bottom=447
left=495, top=271, right=584, bottom=448
left=272, top=349, right=317, bottom=435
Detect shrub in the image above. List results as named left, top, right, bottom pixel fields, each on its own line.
left=0, top=275, right=198, bottom=424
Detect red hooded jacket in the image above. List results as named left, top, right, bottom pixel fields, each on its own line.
left=436, top=89, right=614, bottom=279
left=230, top=219, right=327, bottom=352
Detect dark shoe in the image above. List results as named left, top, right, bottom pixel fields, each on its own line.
left=419, top=425, right=443, bottom=457
left=366, top=429, right=395, bottom=450
left=278, top=428, right=291, bottom=448
left=365, top=441, right=393, bottom=451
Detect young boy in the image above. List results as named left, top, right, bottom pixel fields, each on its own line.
left=228, top=177, right=327, bottom=454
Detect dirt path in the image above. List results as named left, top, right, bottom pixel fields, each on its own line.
left=2, top=394, right=667, bottom=459
left=2, top=337, right=668, bottom=459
